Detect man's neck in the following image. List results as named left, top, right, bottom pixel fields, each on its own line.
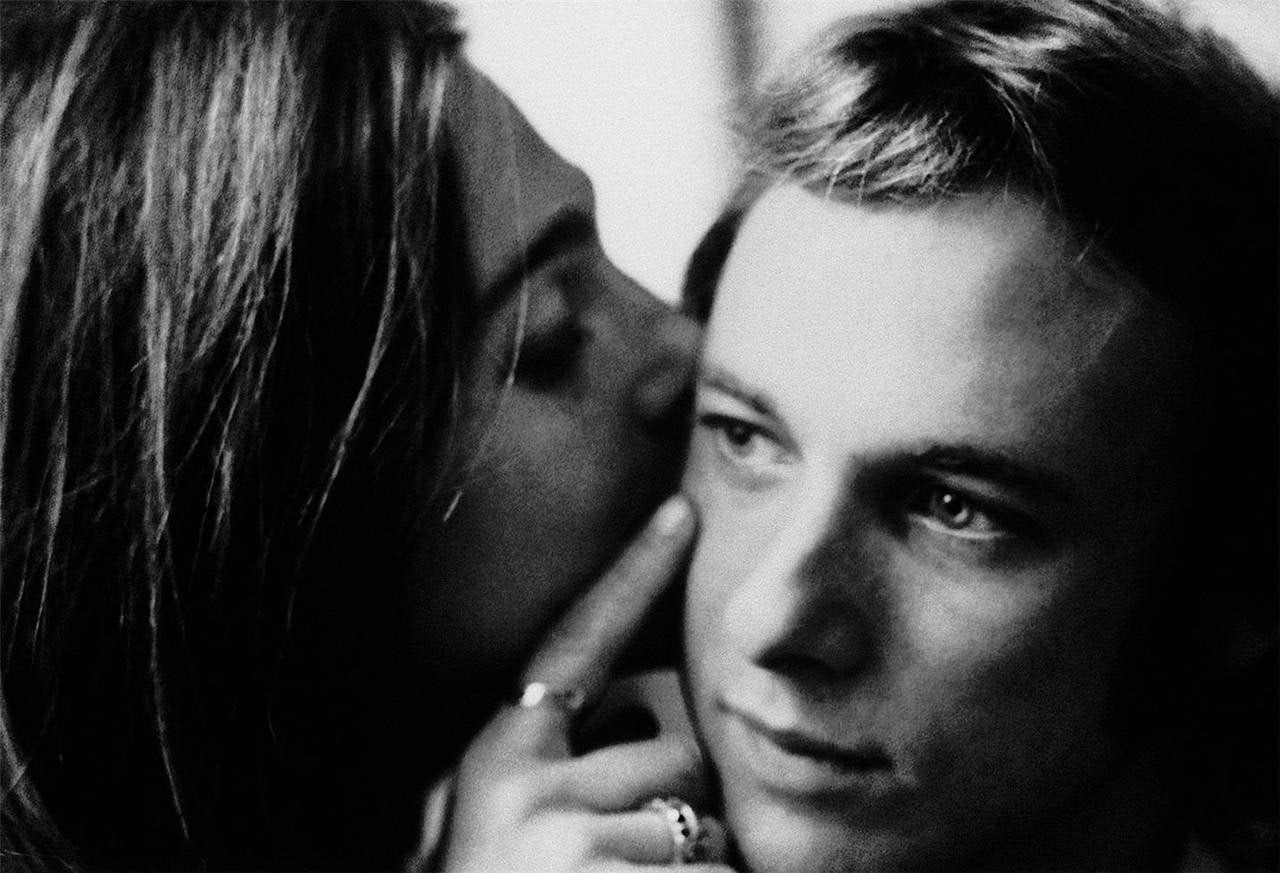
left=964, top=738, right=1184, bottom=871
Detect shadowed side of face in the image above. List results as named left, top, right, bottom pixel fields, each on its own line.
left=402, top=64, right=698, bottom=757
left=683, top=185, right=1188, bottom=872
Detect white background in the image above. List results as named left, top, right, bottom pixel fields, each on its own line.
left=455, top=0, right=1280, bottom=304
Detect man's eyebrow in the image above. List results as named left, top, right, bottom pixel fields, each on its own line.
left=698, top=366, right=782, bottom=419
left=912, top=444, right=1073, bottom=502
left=482, top=209, right=596, bottom=312
left=698, top=368, right=1072, bottom=501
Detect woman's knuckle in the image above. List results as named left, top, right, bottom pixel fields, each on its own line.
left=485, top=772, right=542, bottom=819
left=664, top=737, right=704, bottom=775
left=559, top=828, right=593, bottom=865
left=534, top=759, right=579, bottom=798
left=465, top=716, right=516, bottom=762
left=530, top=813, right=592, bottom=864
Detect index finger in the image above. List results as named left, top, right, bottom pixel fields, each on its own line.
left=517, top=495, right=695, bottom=724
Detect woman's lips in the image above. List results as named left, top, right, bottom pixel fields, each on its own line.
left=719, top=699, right=899, bottom=801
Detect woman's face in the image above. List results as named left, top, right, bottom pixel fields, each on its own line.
left=683, top=187, right=1185, bottom=872
left=406, top=66, right=698, bottom=746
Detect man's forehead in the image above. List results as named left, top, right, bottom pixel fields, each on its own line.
left=708, top=185, right=1187, bottom=473
left=722, top=186, right=1151, bottom=339
left=444, top=61, right=596, bottom=301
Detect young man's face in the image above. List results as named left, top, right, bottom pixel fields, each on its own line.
left=682, top=186, right=1186, bottom=872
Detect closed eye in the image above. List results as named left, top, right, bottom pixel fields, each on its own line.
left=511, top=318, right=586, bottom=389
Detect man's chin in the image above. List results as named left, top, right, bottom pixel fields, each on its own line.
left=727, top=797, right=920, bottom=873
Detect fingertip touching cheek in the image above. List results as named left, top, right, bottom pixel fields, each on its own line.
left=682, top=185, right=1188, bottom=873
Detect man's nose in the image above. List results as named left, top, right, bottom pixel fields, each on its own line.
left=723, top=483, right=879, bottom=687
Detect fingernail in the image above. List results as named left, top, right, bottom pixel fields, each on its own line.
left=652, top=495, right=692, bottom=536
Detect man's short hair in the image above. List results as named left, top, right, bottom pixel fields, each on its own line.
left=688, top=0, right=1277, bottom=316
left=688, top=0, right=1277, bottom=600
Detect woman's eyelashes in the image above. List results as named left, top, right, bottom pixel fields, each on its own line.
left=499, top=271, right=588, bottom=390
left=512, top=317, right=586, bottom=388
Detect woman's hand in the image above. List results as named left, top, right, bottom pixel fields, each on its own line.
left=435, top=495, right=733, bottom=872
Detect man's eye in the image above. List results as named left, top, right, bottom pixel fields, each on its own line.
left=907, top=485, right=1007, bottom=539
left=699, top=413, right=790, bottom=470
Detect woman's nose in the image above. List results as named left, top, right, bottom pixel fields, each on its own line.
left=626, top=288, right=701, bottom=435
left=723, top=488, right=879, bottom=686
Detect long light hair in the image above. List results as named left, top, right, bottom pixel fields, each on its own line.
left=1, top=3, right=468, bottom=868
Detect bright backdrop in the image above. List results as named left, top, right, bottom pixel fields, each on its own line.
left=454, top=0, right=1280, bottom=304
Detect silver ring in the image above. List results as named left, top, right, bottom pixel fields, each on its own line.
left=645, top=795, right=706, bottom=865
left=515, top=681, right=586, bottom=713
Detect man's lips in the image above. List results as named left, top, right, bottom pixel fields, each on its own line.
left=714, top=696, right=903, bottom=802
left=724, top=703, right=893, bottom=772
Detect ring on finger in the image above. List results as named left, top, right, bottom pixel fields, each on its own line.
left=644, top=795, right=706, bottom=865
left=515, top=681, right=586, bottom=714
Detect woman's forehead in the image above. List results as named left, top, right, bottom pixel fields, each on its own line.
left=444, top=60, right=596, bottom=304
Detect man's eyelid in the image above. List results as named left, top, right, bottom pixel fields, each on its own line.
left=911, top=476, right=1046, bottom=543
left=696, top=385, right=798, bottom=459
left=913, top=504, right=1008, bottom=540
left=696, top=383, right=767, bottom=420
left=918, top=468, right=1045, bottom=523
